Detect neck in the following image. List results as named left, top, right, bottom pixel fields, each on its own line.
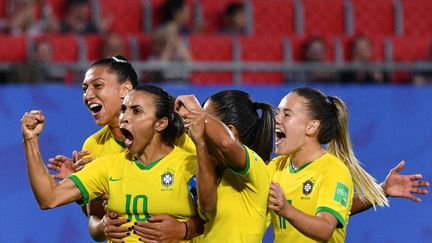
left=136, top=140, right=173, bottom=166
left=290, top=142, right=325, bottom=169
left=108, top=124, right=125, bottom=142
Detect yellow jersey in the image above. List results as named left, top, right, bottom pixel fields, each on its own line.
left=200, top=146, right=270, bottom=243
left=82, top=126, right=126, bottom=158
left=268, top=153, right=354, bottom=243
left=69, top=146, right=197, bottom=243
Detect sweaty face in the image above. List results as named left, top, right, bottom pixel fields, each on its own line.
left=274, top=93, right=310, bottom=155
left=82, top=66, right=124, bottom=127
left=119, top=91, right=159, bottom=155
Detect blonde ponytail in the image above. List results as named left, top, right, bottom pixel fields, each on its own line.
left=328, top=97, right=388, bottom=208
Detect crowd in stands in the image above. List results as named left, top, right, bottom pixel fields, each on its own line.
left=1, top=0, right=432, bottom=85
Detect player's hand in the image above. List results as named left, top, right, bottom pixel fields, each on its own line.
left=268, top=182, right=291, bottom=217
left=102, top=194, right=110, bottom=212
left=47, top=155, right=75, bottom=179
left=174, top=95, right=201, bottom=118
left=104, top=211, right=131, bottom=242
left=381, top=160, right=430, bottom=202
left=184, top=109, right=207, bottom=145
left=73, top=150, right=95, bottom=170
left=47, top=150, right=93, bottom=179
left=21, top=110, right=45, bottom=140
left=133, top=215, right=186, bottom=243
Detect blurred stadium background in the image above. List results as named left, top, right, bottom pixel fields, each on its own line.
left=1, top=0, right=432, bottom=243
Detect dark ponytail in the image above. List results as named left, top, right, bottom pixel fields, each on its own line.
left=90, top=55, right=138, bottom=88
left=208, top=90, right=275, bottom=162
left=135, top=85, right=184, bottom=146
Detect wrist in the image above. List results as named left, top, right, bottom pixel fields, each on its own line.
left=182, top=221, right=189, bottom=240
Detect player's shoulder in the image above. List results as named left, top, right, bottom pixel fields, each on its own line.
left=318, top=153, right=350, bottom=174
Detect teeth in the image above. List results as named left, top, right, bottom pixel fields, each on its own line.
left=275, top=128, right=284, bottom=133
left=124, top=138, right=132, bottom=147
left=89, top=103, right=101, bottom=108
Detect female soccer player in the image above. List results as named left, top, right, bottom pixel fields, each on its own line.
left=267, top=87, right=388, bottom=242
left=175, top=90, right=275, bottom=243
left=22, top=85, right=199, bottom=243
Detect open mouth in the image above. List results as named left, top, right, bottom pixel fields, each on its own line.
left=275, top=128, right=286, bottom=143
left=120, top=128, right=134, bottom=147
left=88, top=103, right=102, bottom=114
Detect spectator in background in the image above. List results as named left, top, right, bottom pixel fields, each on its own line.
left=101, top=33, right=126, bottom=59
left=60, top=0, right=105, bottom=34
left=145, top=0, right=192, bottom=82
left=219, top=2, right=246, bottom=35
left=9, top=40, right=64, bottom=83
left=3, top=0, right=59, bottom=35
left=294, top=36, right=337, bottom=83
left=150, top=0, right=192, bottom=62
left=340, top=35, right=390, bottom=84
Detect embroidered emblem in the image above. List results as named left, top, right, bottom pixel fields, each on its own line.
left=303, top=180, right=314, bottom=195
left=161, top=171, right=174, bottom=187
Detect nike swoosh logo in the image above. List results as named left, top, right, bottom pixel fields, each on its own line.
left=109, top=176, right=122, bottom=182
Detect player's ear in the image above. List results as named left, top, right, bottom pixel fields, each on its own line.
left=120, top=81, right=133, bottom=98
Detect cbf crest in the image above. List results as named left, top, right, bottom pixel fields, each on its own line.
left=303, top=179, right=314, bottom=195
left=161, top=171, right=174, bottom=188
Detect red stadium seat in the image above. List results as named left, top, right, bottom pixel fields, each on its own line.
left=391, top=36, right=431, bottom=62
left=240, top=36, right=284, bottom=84
left=84, top=35, right=103, bottom=62
left=189, top=35, right=233, bottom=85
left=302, top=0, right=345, bottom=36
left=200, top=0, right=240, bottom=34
left=351, top=0, right=394, bottom=36
left=33, top=35, right=79, bottom=62
left=0, top=0, right=6, bottom=19
left=47, top=0, right=67, bottom=18
left=97, top=0, right=143, bottom=34
left=135, top=34, right=152, bottom=60
left=402, top=0, right=432, bottom=37
left=391, top=36, right=431, bottom=83
left=0, top=36, right=27, bottom=63
left=252, top=0, right=294, bottom=36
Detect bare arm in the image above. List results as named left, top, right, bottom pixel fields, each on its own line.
left=351, top=161, right=430, bottom=215
left=22, top=111, right=82, bottom=209
left=185, top=109, right=218, bottom=212
left=268, top=182, right=338, bottom=241
left=175, top=95, right=247, bottom=171
left=87, top=200, right=108, bottom=241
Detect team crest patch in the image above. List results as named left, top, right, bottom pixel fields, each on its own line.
left=161, top=171, right=174, bottom=187
left=303, top=180, right=314, bottom=195
left=334, top=182, right=349, bottom=207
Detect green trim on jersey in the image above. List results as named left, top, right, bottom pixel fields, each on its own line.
left=114, top=138, right=126, bottom=148
left=69, top=175, right=90, bottom=205
left=230, top=145, right=251, bottom=175
left=133, top=157, right=164, bottom=170
left=316, top=206, right=345, bottom=228
left=289, top=160, right=312, bottom=173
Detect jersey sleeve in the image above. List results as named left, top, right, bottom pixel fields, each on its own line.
left=229, top=145, right=270, bottom=191
left=68, top=156, right=109, bottom=205
left=315, top=164, right=354, bottom=228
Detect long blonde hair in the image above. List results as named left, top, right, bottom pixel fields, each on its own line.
left=293, top=87, right=388, bottom=207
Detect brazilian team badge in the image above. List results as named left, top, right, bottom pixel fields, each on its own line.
left=302, top=180, right=314, bottom=195
left=161, top=171, right=174, bottom=187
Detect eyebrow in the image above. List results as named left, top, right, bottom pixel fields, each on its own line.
left=83, top=78, right=104, bottom=85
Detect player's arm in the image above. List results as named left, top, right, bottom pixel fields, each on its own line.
left=176, top=95, right=246, bottom=180
left=87, top=200, right=109, bottom=241
left=351, top=161, right=429, bottom=215
left=268, top=182, right=338, bottom=241
left=22, top=111, right=82, bottom=209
